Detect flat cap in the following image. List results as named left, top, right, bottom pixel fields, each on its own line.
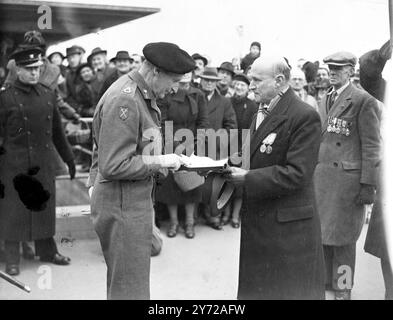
left=323, top=51, right=357, bottom=67
left=66, top=45, right=85, bottom=57
left=143, top=42, right=195, bottom=75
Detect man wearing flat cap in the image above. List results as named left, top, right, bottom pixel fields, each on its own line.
left=89, top=42, right=195, bottom=299
left=0, top=47, right=75, bottom=276
left=314, top=51, right=381, bottom=300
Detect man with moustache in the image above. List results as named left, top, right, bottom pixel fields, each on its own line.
left=225, top=56, right=325, bottom=299
left=90, top=42, right=195, bottom=299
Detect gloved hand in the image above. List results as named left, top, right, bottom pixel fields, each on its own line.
left=356, top=184, right=376, bottom=205
left=13, top=167, right=50, bottom=211
left=66, top=160, right=76, bottom=180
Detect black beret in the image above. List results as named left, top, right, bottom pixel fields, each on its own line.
left=143, top=42, right=196, bottom=74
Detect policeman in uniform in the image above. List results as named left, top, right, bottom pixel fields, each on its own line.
left=90, top=42, right=195, bottom=299
left=314, top=52, right=381, bottom=299
left=0, top=47, right=75, bottom=275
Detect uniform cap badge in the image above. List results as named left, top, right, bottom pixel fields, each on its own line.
left=119, top=106, right=129, bottom=120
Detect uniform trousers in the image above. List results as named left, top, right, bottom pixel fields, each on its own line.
left=323, top=244, right=356, bottom=292
left=4, top=237, right=58, bottom=264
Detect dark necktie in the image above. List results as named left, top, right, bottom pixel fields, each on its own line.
left=328, top=91, right=337, bottom=111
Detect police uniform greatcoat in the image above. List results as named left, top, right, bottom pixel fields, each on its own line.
left=0, top=80, right=74, bottom=241
left=238, top=88, right=325, bottom=300
left=90, top=70, right=165, bottom=300
left=314, top=83, right=381, bottom=246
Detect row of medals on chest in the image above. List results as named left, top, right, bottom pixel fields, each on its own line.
left=327, top=116, right=352, bottom=136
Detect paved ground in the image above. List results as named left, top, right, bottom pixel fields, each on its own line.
left=0, top=222, right=385, bottom=300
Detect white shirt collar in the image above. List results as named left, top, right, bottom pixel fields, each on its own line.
left=332, top=81, right=350, bottom=97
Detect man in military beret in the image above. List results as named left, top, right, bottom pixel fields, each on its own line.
left=0, top=47, right=75, bottom=276
left=314, top=51, right=381, bottom=299
left=89, top=42, right=195, bottom=299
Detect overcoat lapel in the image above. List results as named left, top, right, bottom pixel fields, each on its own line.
left=249, top=89, right=293, bottom=158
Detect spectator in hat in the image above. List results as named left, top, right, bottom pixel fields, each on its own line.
left=99, top=51, right=133, bottom=98
left=72, top=63, right=100, bottom=172
left=191, top=53, right=208, bottom=89
left=65, top=45, right=86, bottom=109
left=221, top=73, right=257, bottom=228
left=88, top=42, right=194, bottom=299
left=314, top=51, right=381, bottom=300
left=155, top=72, right=209, bottom=239
left=240, top=41, right=261, bottom=72
left=290, top=68, right=318, bottom=109
left=87, top=47, right=114, bottom=88
left=217, top=61, right=235, bottom=98
left=75, top=63, right=101, bottom=117
left=48, top=51, right=68, bottom=98
left=130, top=53, right=144, bottom=71
left=198, top=67, right=237, bottom=230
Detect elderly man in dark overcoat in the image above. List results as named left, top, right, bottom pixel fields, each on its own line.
left=226, top=55, right=325, bottom=300
left=0, top=47, right=75, bottom=276
left=314, top=52, right=381, bottom=300
left=90, top=42, right=195, bottom=300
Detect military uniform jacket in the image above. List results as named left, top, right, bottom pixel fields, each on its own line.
left=89, top=71, right=165, bottom=299
left=314, top=83, right=381, bottom=245
left=0, top=80, right=74, bottom=241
